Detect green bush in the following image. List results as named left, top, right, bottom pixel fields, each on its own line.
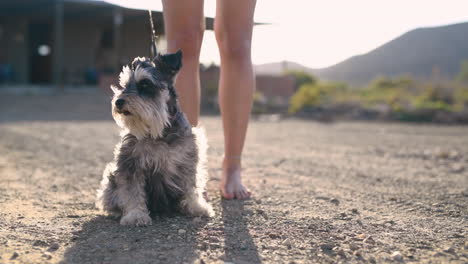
left=456, top=60, right=468, bottom=84
left=284, top=70, right=317, bottom=90
left=412, top=84, right=455, bottom=111
left=288, top=82, right=348, bottom=113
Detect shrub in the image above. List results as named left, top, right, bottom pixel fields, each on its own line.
left=284, top=70, right=317, bottom=90
left=288, top=82, right=348, bottom=113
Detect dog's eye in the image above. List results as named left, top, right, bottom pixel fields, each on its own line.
left=137, top=79, right=155, bottom=97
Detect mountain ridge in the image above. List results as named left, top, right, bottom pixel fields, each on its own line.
left=255, top=21, right=468, bottom=86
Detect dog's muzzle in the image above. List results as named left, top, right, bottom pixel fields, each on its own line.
left=115, top=99, right=131, bottom=115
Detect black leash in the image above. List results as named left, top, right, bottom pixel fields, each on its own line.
left=148, top=10, right=158, bottom=58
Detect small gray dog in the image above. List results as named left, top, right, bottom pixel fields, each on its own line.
left=96, top=50, right=213, bottom=226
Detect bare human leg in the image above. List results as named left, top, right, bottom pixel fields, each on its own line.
left=215, top=0, right=257, bottom=199
left=162, top=0, right=204, bottom=126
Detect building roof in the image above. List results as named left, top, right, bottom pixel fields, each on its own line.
left=0, top=0, right=215, bottom=32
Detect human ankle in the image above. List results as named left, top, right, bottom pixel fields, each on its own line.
left=223, top=155, right=242, bottom=170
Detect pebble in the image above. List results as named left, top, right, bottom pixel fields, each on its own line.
left=443, top=246, right=455, bottom=254
left=391, top=251, right=403, bottom=261
left=268, top=233, right=281, bottom=239
left=336, top=248, right=347, bottom=258
left=178, top=229, right=186, bottom=235
left=48, top=243, right=60, bottom=252
left=33, top=240, right=48, bottom=247
left=451, top=164, right=464, bottom=173
left=354, top=234, right=366, bottom=241
left=320, top=243, right=334, bottom=251
left=10, top=252, right=19, bottom=260
left=363, top=236, right=375, bottom=244
left=42, top=253, right=52, bottom=260
left=349, top=242, right=360, bottom=251
left=369, top=256, right=377, bottom=264
left=282, top=238, right=292, bottom=249
left=330, top=198, right=340, bottom=205
left=240, top=242, right=248, bottom=250
left=351, top=208, right=359, bottom=214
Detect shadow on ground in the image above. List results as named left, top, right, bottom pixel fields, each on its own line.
left=61, top=214, right=203, bottom=264
left=62, top=200, right=262, bottom=264
left=222, top=199, right=261, bottom=264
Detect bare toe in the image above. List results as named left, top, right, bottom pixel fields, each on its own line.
left=221, top=158, right=253, bottom=200
left=221, top=190, right=235, bottom=200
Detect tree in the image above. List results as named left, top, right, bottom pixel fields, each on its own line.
left=284, top=70, right=317, bottom=90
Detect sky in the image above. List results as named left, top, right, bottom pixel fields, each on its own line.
left=106, top=0, right=468, bottom=69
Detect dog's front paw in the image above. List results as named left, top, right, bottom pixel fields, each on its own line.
left=120, top=209, right=152, bottom=226
left=199, top=204, right=214, bottom=217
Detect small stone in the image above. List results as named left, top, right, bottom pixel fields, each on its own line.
left=66, top=214, right=80, bottom=218
left=240, top=242, right=248, bottom=250
left=391, top=251, right=403, bottom=261
left=349, top=242, right=360, bottom=251
left=10, top=252, right=19, bottom=260
left=330, top=198, right=340, bottom=205
left=178, top=229, right=186, bottom=235
left=42, top=254, right=52, bottom=260
left=48, top=243, right=60, bottom=252
left=33, top=240, right=48, bottom=247
left=443, top=246, right=455, bottom=254
left=451, top=164, right=464, bottom=173
left=336, top=249, right=347, bottom=258
left=320, top=243, right=334, bottom=251
left=351, top=208, right=359, bottom=214
left=369, top=256, right=377, bottom=264
left=353, top=250, right=362, bottom=257
left=363, top=236, right=375, bottom=244
left=354, top=234, right=366, bottom=241
left=282, top=238, right=292, bottom=249
left=268, top=233, right=281, bottom=239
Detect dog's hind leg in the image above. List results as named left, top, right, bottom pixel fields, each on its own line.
left=180, top=188, right=214, bottom=217
left=96, top=162, right=121, bottom=216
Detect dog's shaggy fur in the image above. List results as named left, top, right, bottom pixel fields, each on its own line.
left=96, top=51, right=213, bottom=226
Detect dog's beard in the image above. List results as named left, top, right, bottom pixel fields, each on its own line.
left=112, top=90, right=171, bottom=140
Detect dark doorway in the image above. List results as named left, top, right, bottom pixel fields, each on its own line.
left=29, top=22, right=53, bottom=84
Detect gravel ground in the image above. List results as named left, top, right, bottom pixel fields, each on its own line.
left=0, top=93, right=467, bottom=263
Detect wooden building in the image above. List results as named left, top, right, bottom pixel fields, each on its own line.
left=0, top=0, right=214, bottom=88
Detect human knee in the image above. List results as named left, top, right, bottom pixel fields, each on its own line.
left=167, top=27, right=204, bottom=60
left=215, top=29, right=252, bottom=60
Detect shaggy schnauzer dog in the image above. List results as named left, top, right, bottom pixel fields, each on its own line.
left=96, top=50, right=213, bottom=226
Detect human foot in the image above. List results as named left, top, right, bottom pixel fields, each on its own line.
left=220, top=157, right=251, bottom=200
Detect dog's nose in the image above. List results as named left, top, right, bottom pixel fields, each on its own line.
left=115, top=99, right=125, bottom=109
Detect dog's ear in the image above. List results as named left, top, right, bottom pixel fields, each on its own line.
left=110, top=84, right=121, bottom=94
left=154, top=50, right=183, bottom=78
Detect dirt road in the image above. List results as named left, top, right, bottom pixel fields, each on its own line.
left=0, top=93, right=467, bottom=263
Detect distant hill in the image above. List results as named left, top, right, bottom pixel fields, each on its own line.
left=313, top=21, right=468, bottom=86
left=255, top=21, right=468, bottom=87
left=254, top=61, right=311, bottom=75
